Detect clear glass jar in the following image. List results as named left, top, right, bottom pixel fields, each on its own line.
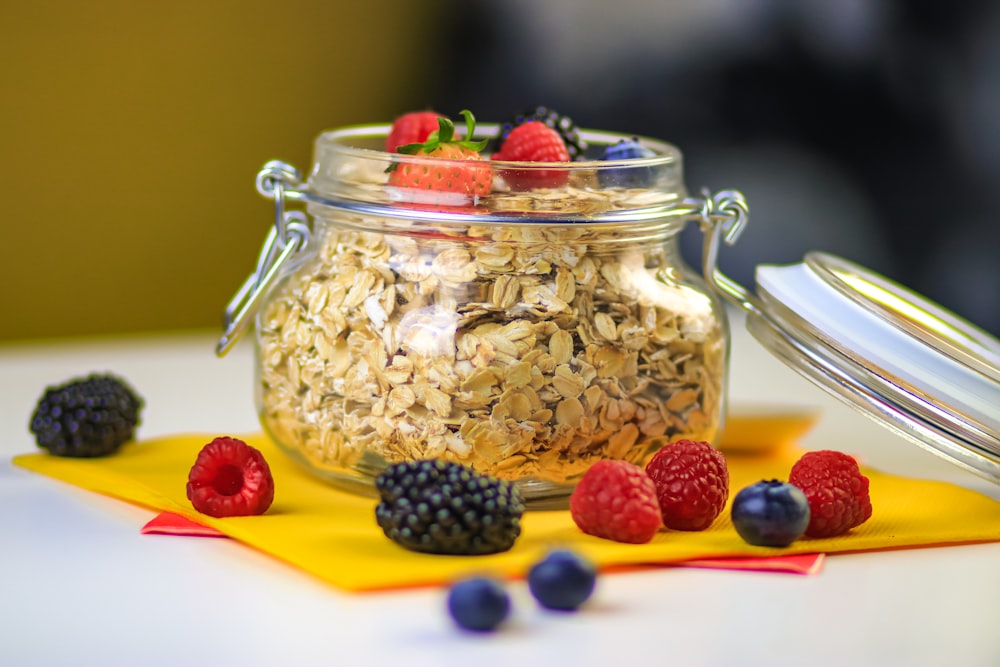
left=220, top=122, right=748, bottom=506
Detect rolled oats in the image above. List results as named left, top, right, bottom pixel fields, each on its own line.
left=257, top=183, right=725, bottom=490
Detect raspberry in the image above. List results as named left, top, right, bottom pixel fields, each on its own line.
left=375, top=459, right=524, bottom=555
left=789, top=450, right=872, bottom=538
left=495, top=105, right=587, bottom=160
left=645, top=439, right=730, bottom=531
left=385, top=110, right=446, bottom=153
left=527, top=549, right=597, bottom=611
left=29, top=373, right=143, bottom=457
left=569, top=460, right=662, bottom=544
left=186, top=437, right=275, bottom=518
left=492, top=120, right=571, bottom=190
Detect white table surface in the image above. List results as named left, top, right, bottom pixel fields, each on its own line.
left=3, top=312, right=999, bottom=667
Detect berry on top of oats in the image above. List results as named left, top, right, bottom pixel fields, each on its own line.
left=598, top=137, right=658, bottom=188
left=387, top=109, right=492, bottom=204
left=495, top=105, right=587, bottom=160
left=385, top=110, right=447, bottom=153
left=492, top=120, right=571, bottom=190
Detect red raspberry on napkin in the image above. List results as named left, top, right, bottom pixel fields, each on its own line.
left=570, top=460, right=662, bottom=544
left=645, top=439, right=730, bottom=531
left=789, top=450, right=872, bottom=538
left=186, top=436, right=275, bottom=518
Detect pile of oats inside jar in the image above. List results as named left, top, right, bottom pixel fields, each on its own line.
left=256, top=175, right=726, bottom=487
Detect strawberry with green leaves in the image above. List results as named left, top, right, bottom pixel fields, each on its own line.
left=387, top=109, right=492, bottom=208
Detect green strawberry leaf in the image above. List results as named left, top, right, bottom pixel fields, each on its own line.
left=396, top=109, right=487, bottom=155
left=456, top=109, right=489, bottom=152
left=435, top=116, right=453, bottom=143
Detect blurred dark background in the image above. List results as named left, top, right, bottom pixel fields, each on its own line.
left=435, top=0, right=1000, bottom=336
left=2, top=0, right=997, bottom=341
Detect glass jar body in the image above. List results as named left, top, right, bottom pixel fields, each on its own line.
left=255, top=210, right=728, bottom=504
left=225, top=122, right=738, bottom=506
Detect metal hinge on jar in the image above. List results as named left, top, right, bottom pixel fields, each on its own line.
left=681, top=188, right=761, bottom=315
left=216, top=160, right=311, bottom=356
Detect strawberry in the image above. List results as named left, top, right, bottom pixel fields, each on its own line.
left=387, top=109, right=492, bottom=208
left=385, top=110, right=446, bottom=153
left=492, top=120, right=570, bottom=190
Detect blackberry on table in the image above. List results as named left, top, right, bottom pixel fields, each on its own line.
left=29, top=373, right=143, bottom=457
left=494, top=105, right=587, bottom=160
left=375, top=459, right=525, bottom=555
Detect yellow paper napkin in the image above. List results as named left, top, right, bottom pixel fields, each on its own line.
left=13, top=432, right=1000, bottom=592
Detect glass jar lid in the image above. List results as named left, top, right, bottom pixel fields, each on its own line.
left=691, top=194, right=999, bottom=482
left=702, top=214, right=1000, bottom=482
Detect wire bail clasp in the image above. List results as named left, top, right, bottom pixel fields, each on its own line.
left=683, top=188, right=760, bottom=315
left=216, top=160, right=311, bottom=356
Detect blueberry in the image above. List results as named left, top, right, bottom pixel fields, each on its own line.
left=527, top=549, right=597, bottom=611
left=731, top=480, right=811, bottom=547
left=597, top=138, right=658, bottom=188
left=446, top=577, right=510, bottom=631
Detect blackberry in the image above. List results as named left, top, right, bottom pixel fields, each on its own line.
left=494, top=105, right=587, bottom=160
left=29, top=373, right=143, bottom=457
left=375, top=459, right=525, bottom=555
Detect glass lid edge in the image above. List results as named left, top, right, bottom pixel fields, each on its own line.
left=804, top=252, right=1000, bottom=383
left=755, top=284, right=998, bottom=442
left=745, top=308, right=1000, bottom=485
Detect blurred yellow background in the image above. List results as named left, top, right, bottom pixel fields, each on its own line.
left=0, top=1, right=447, bottom=341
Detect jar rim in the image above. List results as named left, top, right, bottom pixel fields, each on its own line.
left=304, top=122, right=691, bottom=225
left=315, top=122, right=683, bottom=166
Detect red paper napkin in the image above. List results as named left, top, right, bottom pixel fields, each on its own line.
left=141, top=510, right=826, bottom=575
